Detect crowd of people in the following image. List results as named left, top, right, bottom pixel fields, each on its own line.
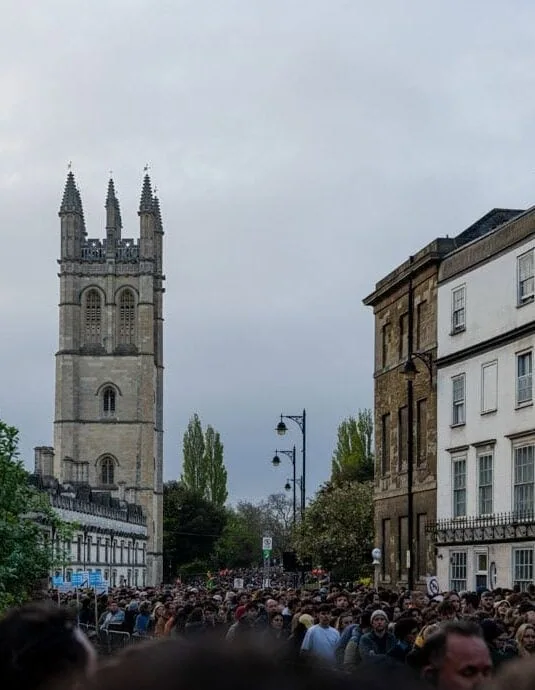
left=4, top=579, right=535, bottom=690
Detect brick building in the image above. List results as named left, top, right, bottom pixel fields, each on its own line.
left=363, top=209, right=522, bottom=589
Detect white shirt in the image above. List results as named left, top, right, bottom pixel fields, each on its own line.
left=301, top=624, right=340, bottom=664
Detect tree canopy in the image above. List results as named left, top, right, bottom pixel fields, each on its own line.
left=180, top=414, right=228, bottom=507
left=0, top=421, right=70, bottom=611
left=331, top=409, right=374, bottom=485
left=163, top=481, right=227, bottom=575
left=292, top=480, right=374, bottom=580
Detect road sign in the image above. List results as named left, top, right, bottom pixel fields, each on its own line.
left=263, top=549, right=271, bottom=560
left=262, top=537, right=273, bottom=551
left=426, top=576, right=440, bottom=597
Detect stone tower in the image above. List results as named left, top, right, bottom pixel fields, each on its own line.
left=53, top=170, right=164, bottom=585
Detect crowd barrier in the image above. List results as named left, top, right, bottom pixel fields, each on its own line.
left=79, top=623, right=149, bottom=655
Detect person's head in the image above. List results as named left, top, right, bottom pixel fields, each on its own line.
left=110, top=601, right=119, bottom=613
left=318, top=604, right=331, bottom=627
left=516, top=623, right=535, bottom=654
left=335, top=594, right=349, bottom=610
left=494, top=600, right=511, bottom=619
left=446, top=592, right=461, bottom=612
left=479, top=591, right=494, bottom=611
left=420, top=620, right=491, bottom=690
left=337, top=612, right=353, bottom=631
left=437, top=600, right=457, bottom=621
left=84, top=638, right=356, bottom=690
left=139, top=601, right=151, bottom=615
left=265, top=599, right=278, bottom=615
left=394, top=617, right=419, bottom=646
left=461, top=592, right=479, bottom=615
left=244, top=602, right=259, bottom=622
left=370, top=609, right=389, bottom=635
left=269, top=612, right=284, bottom=630
left=0, top=602, right=96, bottom=690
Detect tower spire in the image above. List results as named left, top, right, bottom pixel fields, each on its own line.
left=139, top=173, right=153, bottom=213
left=59, top=171, right=82, bottom=215
left=105, top=176, right=122, bottom=248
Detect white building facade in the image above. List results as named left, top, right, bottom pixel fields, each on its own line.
left=31, top=472, right=148, bottom=588
left=435, top=208, right=535, bottom=591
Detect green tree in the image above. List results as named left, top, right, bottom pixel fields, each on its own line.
left=215, top=494, right=293, bottom=568
left=331, top=409, right=374, bottom=485
left=204, top=426, right=228, bottom=507
left=181, top=414, right=206, bottom=495
left=292, top=480, right=374, bottom=580
left=163, top=481, right=227, bottom=575
left=0, top=421, right=71, bottom=611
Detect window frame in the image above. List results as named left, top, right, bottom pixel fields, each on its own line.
left=451, top=285, right=466, bottom=334
left=118, top=288, right=136, bottom=346
left=102, top=386, right=117, bottom=417
left=516, top=350, right=533, bottom=407
left=481, top=360, right=498, bottom=415
left=381, top=413, right=391, bottom=476
left=100, top=456, right=116, bottom=487
left=513, top=443, right=535, bottom=517
left=452, top=373, right=466, bottom=427
left=517, top=249, right=534, bottom=306
left=416, top=398, right=428, bottom=466
left=452, top=455, right=467, bottom=518
left=84, top=288, right=102, bottom=345
left=513, top=548, right=534, bottom=592
left=450, top=551, right=467, bottom=591
left=477, top=449, right=493, bottom=516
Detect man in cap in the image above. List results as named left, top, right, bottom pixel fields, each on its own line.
left=359, top=609, right=396, bottom=660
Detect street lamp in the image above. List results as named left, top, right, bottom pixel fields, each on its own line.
left=272, top=446, right=297, bottom=525
left=275, top=410, right=306, bottom=515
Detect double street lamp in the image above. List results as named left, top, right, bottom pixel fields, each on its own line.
left=272, top=446, right=301, bottom=526
left=275, top=409, right=306, bottom=516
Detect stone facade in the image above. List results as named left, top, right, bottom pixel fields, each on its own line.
left=363, top=209, right=522, bottom=588
left=35, top=171, right=164, bottom=585
left=364, top=251, right=442, bottom=587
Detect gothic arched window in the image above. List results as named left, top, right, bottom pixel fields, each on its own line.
left=100, top=456, right=115, bottom=486
left=102, top=387, right=116, bottom=416
left=118, top=289, right=135, bottom=345
left=84, top=289, right=102, bottom=344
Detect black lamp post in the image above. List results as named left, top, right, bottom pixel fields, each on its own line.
left=272, top=446, right=297, bottom=525
left=402, top=267, right=433, bottom=592
left=275, top=410, right=306, bottom=515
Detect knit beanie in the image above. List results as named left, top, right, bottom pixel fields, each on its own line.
left=370, top=609, right=389, bottom=624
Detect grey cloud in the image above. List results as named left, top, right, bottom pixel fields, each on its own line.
left=2, top=0, right=535, bottom=502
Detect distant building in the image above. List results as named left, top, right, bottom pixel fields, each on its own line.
left=434, top=207, right=535, bottom=591
left=34, top=171, right=165, bottom=585
left=363, top=209, right=522, bottom=589
left=31, top=455, right=148, bottom=588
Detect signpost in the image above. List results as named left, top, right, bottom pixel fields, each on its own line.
left=262, top=536, right=272, bottom=589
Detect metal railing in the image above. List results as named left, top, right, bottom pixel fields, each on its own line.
left=428, top=511, right=535, bottom=532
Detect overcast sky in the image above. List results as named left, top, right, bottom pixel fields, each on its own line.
left=2, top=1, right=535, bottom=504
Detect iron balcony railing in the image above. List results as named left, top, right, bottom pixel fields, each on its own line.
left=428, top=511, right=535, bottom=546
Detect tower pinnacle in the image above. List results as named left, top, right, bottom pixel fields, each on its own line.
left=139, top=174, right=153, bottom=213
left=59, top=171, right=82, bottom=215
